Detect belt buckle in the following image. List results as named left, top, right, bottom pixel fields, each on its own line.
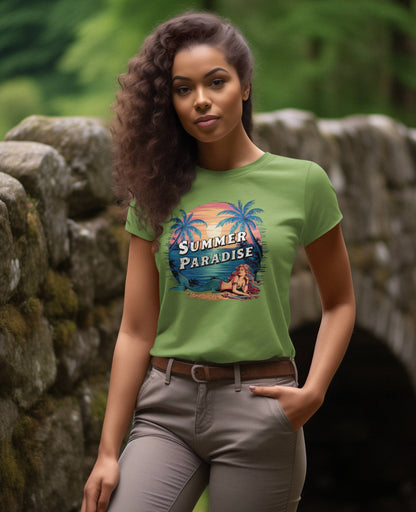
left=191, top=364, right=208, bottom=383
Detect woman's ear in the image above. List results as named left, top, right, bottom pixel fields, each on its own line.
left=242, top=82, right=251, bottom=101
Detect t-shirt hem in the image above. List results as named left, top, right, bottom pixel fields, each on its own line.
left=125, top=226, right=154, bottom=241
left=302, top=213, right=343, bottom=247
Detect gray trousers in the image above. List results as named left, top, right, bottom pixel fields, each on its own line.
left=108, top=362, right=307, bottom=512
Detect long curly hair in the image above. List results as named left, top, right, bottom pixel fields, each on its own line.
left=111, top=11, right=254, bottom=251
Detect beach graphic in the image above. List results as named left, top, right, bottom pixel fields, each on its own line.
left=168, top=201, right=264, bottom=301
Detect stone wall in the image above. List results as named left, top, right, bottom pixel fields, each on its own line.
left=0, top=117, right=127, bottom=512
left=0, top=111, right=415, bottom=512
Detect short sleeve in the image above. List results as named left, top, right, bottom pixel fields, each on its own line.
left=125, top=200, right=155, bottom=241
left=300, top=162, right=343, bottom=247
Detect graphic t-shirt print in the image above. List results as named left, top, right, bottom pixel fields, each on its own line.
left=168, top=201, right=264, bottom=301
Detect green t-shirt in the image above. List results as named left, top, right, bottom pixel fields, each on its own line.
left=125, top=152, right=342, bottom=363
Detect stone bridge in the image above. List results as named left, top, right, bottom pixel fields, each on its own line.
left=0, top=111, right=415, bottom=511
left=254, top=109, right=416, bottom=391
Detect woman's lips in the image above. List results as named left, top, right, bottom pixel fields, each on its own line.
left=195, top=116, right=219, bottom=127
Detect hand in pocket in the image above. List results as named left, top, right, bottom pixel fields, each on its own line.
left=249, top=384, right=323, bottom=431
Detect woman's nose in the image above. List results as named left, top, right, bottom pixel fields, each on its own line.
left=194, top=87, right=211, bottom=110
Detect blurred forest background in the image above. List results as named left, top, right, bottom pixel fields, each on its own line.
left=1, top=0, right=416, bottom=140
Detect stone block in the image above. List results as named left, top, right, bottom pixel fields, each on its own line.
left=15, top=207, right=48, bottom=299
left=0, top=315, right=56, bottom=409
left=255, top=109, right=330, bottom=164
left=0, top=141, right=70, bottom=267
left=5, top=116, right=113, bottom=217
left=16, top=397, right=84, bottom=512
left=0, top=201, right=20, bottom=304
left=54, top=326, right=100, bottom=392
left=0, top=399, right=18, bottom=442
left=0, top=172, right=28, bottom=237
left=68, top=215, right=126, bottom=309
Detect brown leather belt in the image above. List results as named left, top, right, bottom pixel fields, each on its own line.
left=151, top=356, right=295, bottom=383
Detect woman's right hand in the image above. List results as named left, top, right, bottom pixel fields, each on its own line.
left=81, top=455, right=120, bottom=512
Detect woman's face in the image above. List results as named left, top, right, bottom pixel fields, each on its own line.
left=171, top=44, right=250, bottom=144
left=237, top=266, right=247, bottom=277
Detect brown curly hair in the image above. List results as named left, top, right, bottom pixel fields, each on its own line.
left=111, top=11, right=254, bottom=251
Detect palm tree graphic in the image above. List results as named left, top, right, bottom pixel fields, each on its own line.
left=170, top=209, right=207, bottom=248
left=216, top=200, right=264, bottom=258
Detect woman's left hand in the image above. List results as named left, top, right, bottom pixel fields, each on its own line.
left=249, top=384, right=324, bottom=431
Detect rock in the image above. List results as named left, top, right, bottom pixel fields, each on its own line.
left=0, top=141, right=70, bottom=267
left=0, top=399, right=19, bottom=441
left=0, top=174, right=48, bottom=299
left=68, top=215, right=127, bottom=309
left=92, top=298, right=124, bottom=373
left=5, top=116, right=113, bottom=217
left=0, top=314, right=56, bottom=409
left=77, top=375, right=109, bottom=474
left=0, top=172, right=28, bottom=238
left=368, top=115, right=414, bottom=188
left=14, top=397, right=84, bottom=512
left=0, top=201, right=19, bottom=304
left=54, top=326, right=100, bottom=392
left=15, top=207, right=48, bottom=299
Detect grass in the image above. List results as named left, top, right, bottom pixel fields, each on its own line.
left=193, top=488, right=209, bottom=512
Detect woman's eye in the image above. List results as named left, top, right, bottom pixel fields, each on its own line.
left=211, top=78, right=225, bottom=87
left=175, top=86, right=190, bottom=96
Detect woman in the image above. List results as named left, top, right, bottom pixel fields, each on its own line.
left=81, top=11, right=355, bottom=512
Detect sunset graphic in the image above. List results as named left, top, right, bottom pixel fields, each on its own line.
left=167, top=201, right=265, bottom=301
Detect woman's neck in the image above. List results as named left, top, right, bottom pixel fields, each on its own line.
left=197, top=128, right=264, bottom=171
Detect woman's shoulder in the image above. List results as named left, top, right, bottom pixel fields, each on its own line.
left=261, top=153, right=322, bottom=182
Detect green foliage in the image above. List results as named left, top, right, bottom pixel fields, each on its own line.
left=0, top=0, right=103, bottom=79
left=0, top=0, right=415, bottom=131
left=54, top=0, right=203, bottom=117
left=222, top=0, right=416, bottom=122
left=0, top=77, right=44, bottom=139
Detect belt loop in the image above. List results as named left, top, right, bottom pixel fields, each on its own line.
left=165, top=358, right=174, bottom=385
left=290, top=358, right=299, bottom=387
left=233, top=363, right=241, bottom=392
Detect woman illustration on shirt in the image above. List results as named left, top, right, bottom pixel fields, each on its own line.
left=80, top=11, right=355, bottom=512
left=172, top=264, right=259, bottom=299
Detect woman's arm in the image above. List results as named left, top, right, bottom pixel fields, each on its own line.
left=81, top=234, right=159, bottom=512
left=250, top=223, right=355, bottom=430
left=301, top=223, right=355, bottom=402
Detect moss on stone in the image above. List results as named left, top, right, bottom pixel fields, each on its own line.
left=0, top=304, right=28, bottom=342
left=12, top=415, right=42, bottom=475
left=52, top=319, right=77, bottom=350
left=26, top=195, right=39, bottom=212
left=0, top=440, right=25, bottom=512
left=21, top=297, right=42, bottom=330
left=26, top=210, right=40, bottom=240
left=31, top=394, right=56, bottom=422
left=93, top=304, right=109, bottom=326
left=77, top=308, right=94, bottom=330
left=90, top=388, right=108, bottom=424
left=43, top=270, right=78, bottom=319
